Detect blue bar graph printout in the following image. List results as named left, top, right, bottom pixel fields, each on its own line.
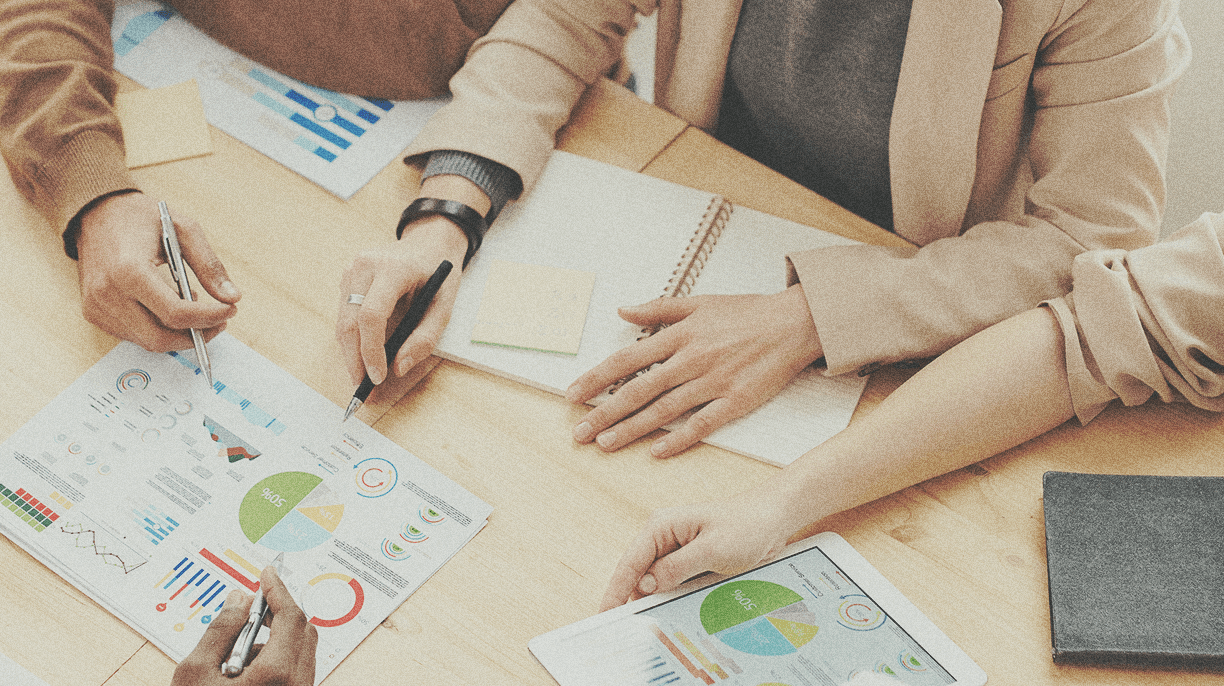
left=110, top=1, right=446, bottom=198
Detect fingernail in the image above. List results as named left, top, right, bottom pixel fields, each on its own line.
left=638, top=574, right=657, bottom=594
left=371, top=367, right=385, bottom=385
left=396, top=356, right=414, bottom=377
left=651, top=438, right=668, bottom=458
left=596, top=430, right=617, bottom=450
left=564, top=385, right=579, bottom=402
left=573, top=421, right=594, bottom=442
left=219, top=280, right=240, bottom=300
left=223, top=589, right=243, bottom=607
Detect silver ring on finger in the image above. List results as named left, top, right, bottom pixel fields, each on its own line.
left=347, top=293, right=366, bottom=306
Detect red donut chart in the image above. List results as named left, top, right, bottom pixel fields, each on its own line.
left=306, top=573, right=365, bottom=628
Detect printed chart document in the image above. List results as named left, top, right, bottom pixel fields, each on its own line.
left=0, top=334, right=491, bottom=683
left=111, top=1, right=446, bottom=198
left=0, top=651, right=50, bottom=686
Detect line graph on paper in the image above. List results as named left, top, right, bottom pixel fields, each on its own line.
left=58, top=517, right=149, bottom=574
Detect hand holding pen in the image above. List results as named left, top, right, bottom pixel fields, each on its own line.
left=170, top=558, right=317, bottom=686
left=160, top=201, right=214, bottom=385
left=342, top=260, right=454, bottom=421
left=74, top=192, right=240, bottom=354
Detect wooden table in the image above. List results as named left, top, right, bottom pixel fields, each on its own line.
left=2, top=78, right=1221, bottom=686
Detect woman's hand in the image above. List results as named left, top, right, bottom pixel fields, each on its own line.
left=568, top=284, right=823, bottom=458
left=76, top=192, right=240, bottom=351
left=600, top=484, right=799, bottom=611
left=336, top=216, right=467, bottom=385
left=336, top=174, right=489, bottom=386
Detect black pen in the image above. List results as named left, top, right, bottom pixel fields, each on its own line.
left=342, top=260, right=453, bottom=422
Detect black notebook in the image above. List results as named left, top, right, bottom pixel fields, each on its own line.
left=1041, top=471, right=1224, bottom=667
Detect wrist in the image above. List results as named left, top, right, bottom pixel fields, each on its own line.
left=397, top=198, right=488, bottom=268
left=780, top=283, right=823, bottom=362
left=69, top=189, right=142, bottom=260
left=398, top=214, right=470, bottom=261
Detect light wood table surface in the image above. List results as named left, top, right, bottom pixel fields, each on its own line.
left=2, top=77, right=1221, bottom=686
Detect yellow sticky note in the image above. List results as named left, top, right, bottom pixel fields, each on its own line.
left=472, top=260, right=596, bottom=355
left=115, top=80, right=213, bottom=168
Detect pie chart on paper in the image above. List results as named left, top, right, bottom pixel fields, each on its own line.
left=239, top=472, right=345, bottom=552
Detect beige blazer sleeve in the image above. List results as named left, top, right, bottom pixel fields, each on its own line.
left=790, top=0, right=1190, bottom=375
left=1044, top=212, right=1224, bottom=424
left=404, top=0, right=648, bottom=187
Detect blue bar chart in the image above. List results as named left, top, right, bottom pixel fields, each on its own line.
left=110, top=1, right=446, bottom=198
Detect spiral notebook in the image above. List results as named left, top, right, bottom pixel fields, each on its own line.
left=435, top=151, right=869, bottom=466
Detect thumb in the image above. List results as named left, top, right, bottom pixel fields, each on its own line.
left=618, top=297, right=700, bottom=327
left=640, top=539, right=716, bottom=596
left=173, top=213, right=241, bottom=304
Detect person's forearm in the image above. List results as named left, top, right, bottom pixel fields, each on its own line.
left=767, top=307, right=1076, bottom=533
left=0, top=0, right=136, bottom=233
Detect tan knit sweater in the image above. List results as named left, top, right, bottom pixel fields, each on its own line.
left=0, top=0, right=510, bottom=246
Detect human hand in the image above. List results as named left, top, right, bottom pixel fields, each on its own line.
left=171, top=566, right=317, bottom=686
left=568, top=285, right=823, bottom=458
left=337, top=174, right=488, bottom=386
left=76, top=192, right=240, bottom=352
left=600, top=486, right=797, bottom=611
left=336, top=215, right=466, bottom=385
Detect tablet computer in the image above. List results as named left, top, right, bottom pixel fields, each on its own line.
left=530, top=532, right=987, bottom=685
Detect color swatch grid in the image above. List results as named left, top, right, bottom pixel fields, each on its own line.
left=1, top=483, right=60, bottom=532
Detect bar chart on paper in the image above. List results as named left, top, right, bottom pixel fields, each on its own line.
left=111, top=2, right=446, bottom=198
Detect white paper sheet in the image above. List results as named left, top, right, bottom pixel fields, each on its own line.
left=111, top=1, right=445, bottom=198
left=0, top=652, right=51, bottom=686
left=0, top=334, right=490, bottom=683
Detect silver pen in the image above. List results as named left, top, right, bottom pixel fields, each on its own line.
left=221, top=552, right=284, bottom=677
left=158, top=201, right=213, bottom=386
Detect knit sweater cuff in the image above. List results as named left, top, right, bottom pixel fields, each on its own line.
left=36, top=130, right=137, bottom=259
left=422, top=150, right=522, bottom=222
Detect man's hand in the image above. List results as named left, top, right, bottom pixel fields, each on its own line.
left=568, top=285, right=823, bottom=458
left=171, top=566, right=317, bottom=686
left=76, top=193, right=240, bottom=351
left=600, top=486, right=796, bottom=611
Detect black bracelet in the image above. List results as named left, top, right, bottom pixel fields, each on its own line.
left=396, top=198, right=489, bottom=269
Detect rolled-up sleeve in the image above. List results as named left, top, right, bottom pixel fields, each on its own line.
left=1043, top=212, right=1224, bottom=423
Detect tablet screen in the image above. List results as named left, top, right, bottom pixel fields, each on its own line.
left=632, top=546, right=955, bottom=685
left=530, top=533, right=985, bottom=686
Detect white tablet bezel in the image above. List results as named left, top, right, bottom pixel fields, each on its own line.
left=530, top=531, right=987, bottom=685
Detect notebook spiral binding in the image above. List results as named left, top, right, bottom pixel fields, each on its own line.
left=607, top=196, right=733, bottom=395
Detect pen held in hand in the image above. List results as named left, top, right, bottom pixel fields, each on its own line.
left=159, top=201, right=214, bottom=387
left=221, top=552, right=284, bottom=677
left=342, top=260, right=454, bottom=422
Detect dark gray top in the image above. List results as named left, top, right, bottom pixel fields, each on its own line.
left=716, top=0, right=912, bottom=231
left=421, top=0, right=912, bottom=236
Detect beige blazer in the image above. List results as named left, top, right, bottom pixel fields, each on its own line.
left=407, top=0, right=1190, bottom=374
left=1047, top=212, right=1224, bottom=423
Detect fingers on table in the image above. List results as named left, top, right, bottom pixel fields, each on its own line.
left=601, top=517, right=689, bottom=611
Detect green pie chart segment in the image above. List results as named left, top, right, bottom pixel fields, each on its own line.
left=240, top=472, right=323, bottom=544
left=700, top=580, right=803, bottom=634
